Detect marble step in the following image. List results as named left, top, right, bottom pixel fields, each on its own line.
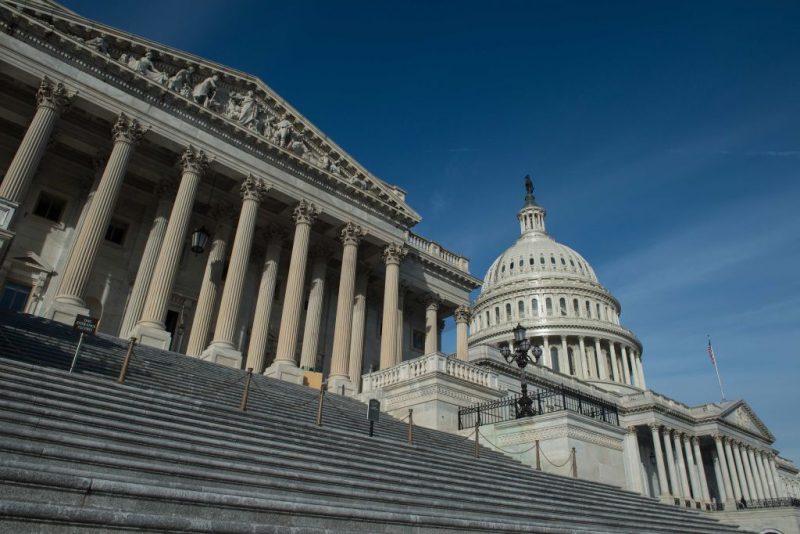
left=0, top=370, right=741, bottom=531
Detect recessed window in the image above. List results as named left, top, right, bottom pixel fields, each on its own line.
left=501, top=264, right=505, bottom=273
left=529, top=257, right=534, bottom=265
left=550, top=256, right=556, bottom=265
left=532, top=298, right=539, bottom=316
left=586, top=301, right=592, bottom=317
left=0, top=282, right=30, bottom=311
left=104, top=219, right=129, bottom=246
left=560, top=257, right=566, bottom=265
left=570, top=259, right=575, bottom=267
left=546, top=298, right=553, bottom=316
left=559, top=298, right=567, bottom=316
left=510, top=262, right=514, bottom=270
left=33, top=191, right=66, bottom=222
left=540, top=256, right=545, bottom=264
left=596, top=303, right=601, bottom=319
left=412, top=329, right=425, bottom=351
left=573, top=299, right=579, bottom=315
left=518, top=300, right=525, bottom=318
left=494, top=307, right=500, bottom=324
left=505, top=303, right=512, bottom=320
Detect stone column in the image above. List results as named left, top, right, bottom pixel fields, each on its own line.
left=51, top=114, right=143, bottom=324
left=424, top=295, right=440, bottom=354
left=298, top=245, right=330, bottom=371
left=378, top=243, right=406, bottom=369
left=348, top=268, right=369, bottom=388
left=572, top=339, right=586, bottom=378
left=267, top=200, right=320, bottom=382
left=740, top=444, right=759, bottom=501
left=455, top=305, right=471, bottom=361
left=768, top=455, right=786, bottom=498
left=723, top=437, right=744, bottom=501
left=396, top=283, right=407, bottom=365
left=714, top=435, right=735, bottom=504
left=624, top=426, right=644, bottom=494
left=747, top=447, right=766, bottom=500
left=662, top=429, right=681, bottom=498
left=0, top=77, right=72, bottom=224
left=636, top=353, right=647, bottom=389
left=245, top=225, right=287, bottom=373
left=608, top=342, right=619, bottom=382
left=620, top=345, right=632, bottom=385
left=673, top=432, right=692, bottom=500
left=118, top=178, right=176, bottom=337
left=185, top=204, right=233, bottom=356
left=560, top=336, right=569, bottom=375
left=543, top=336, right=551, bottom=368
left=579, top=337, right=591, bottom=378
left=691, top=437, right=711, bottom=502
left=202, top=175, right=268, bottom=367
left=712, top=449, right=728, bottom=503
left=649, top=425, right=670, bottom=499
left=134, top=147, right=209, bottom=348
left=732, top=442, right=753, bottom=501
left=595, top=339, right=608, bottom=380
left=683, top=435, right=701, bottom=501
left=328, top=223, right=366, bottom=394
left=756, top=451, right=774, bottom=499
left=759, top=452, right=777, bottom=498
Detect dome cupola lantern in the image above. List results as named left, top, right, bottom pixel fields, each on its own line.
left=518, top=175, right=547, bottom=235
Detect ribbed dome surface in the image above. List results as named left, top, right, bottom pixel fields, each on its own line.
left=481, top=232, right=598, bottom=295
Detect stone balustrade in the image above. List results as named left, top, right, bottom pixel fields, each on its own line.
left=405, top=231, right=470, bottom=273
left=362, top=352, right=498, bottom=392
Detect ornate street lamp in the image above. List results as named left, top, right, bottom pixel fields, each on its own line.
left=190, top=225, right=210, bottom=254
left=500, top=323, right=542, bottom=418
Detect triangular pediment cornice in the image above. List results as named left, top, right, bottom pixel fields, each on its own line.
left=718, top=400, right=774, bottom=442
left=1, top=0, right=421, bottom=228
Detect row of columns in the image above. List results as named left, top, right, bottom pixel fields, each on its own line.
left=534, top=335, right=645, bottom=388
left=644, top=425, right=785, bottom=505
left=0, top=76, right=475, bottom=388
left=712, top=434, right=785, bottom=504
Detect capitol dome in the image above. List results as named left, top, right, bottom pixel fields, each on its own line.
left=469, top=177, right=645, bottom=393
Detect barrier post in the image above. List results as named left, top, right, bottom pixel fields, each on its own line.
left=316, top=381, right=326, bottom=426
left=407, top=409, right=414, bottom=446
left=571, top=447, right=578, bottom=478
left=535, top=439, right=541, bottom=470
left=474, top=422, right=480, bottom=459
left=117, top=337, right=137, bottom=384
left=239, top=368, right=253, bottom=411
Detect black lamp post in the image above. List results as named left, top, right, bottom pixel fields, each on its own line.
left=500, top=323, right=543, bottom=418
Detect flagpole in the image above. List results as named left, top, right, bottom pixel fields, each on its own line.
left=708, top=335, right=727, bottom=402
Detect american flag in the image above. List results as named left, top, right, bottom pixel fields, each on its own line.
left=707, top=337, right=716, bottom=365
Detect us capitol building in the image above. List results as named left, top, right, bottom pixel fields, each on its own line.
left=0, top=1, right=797, bottom=532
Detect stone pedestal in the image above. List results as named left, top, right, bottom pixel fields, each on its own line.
left=132, top=323, right=173, bottom=351
left=263, top=359, right=305, bottom=384
left=327, top=375, right=355, bottom=396
left=200, top=341, right=244, bottom=368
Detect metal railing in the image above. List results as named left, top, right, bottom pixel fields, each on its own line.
left=458, top=383, right=619, bottom=430
left=734, top=497, right=800, bottom=510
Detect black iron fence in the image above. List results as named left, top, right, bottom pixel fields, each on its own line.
left=735, top=497, right=800, bottom=510
left=458, top=383, right=619, bottom=430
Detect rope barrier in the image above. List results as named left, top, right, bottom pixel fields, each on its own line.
left=538, top=445, right=575, bottom=469
left=477, top=429, right=538, bottom=455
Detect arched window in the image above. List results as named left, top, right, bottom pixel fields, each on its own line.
left=550, top=256, right=556, bottom=265
left=560, top=257, right=566, bottom=266
left=559, top=298, right=567, bottom=316
left=529, top=257, right=534, bottom=266
left=596, top=303, right=601, bottom=319
left=604, top=306, right=609, bottom=321
left=570, top=259, right=575, bottom=268
left=573, top=298, right=580, bottom=316
left=540, top=256, right=545, bottom=265
left=510, top=261, right=514, bottom=270
left=495, top=307, right=500, bottom=324
left=501, top=264, right=505, bottom=273
left=567, top=347, right=576, bottom=375
left=586, top=301, right=591, bottom=317
left=532, top=298, right=539, bottom=316
left=546, top=298, right=553, bottom=316
left=505, top=303, right=512, bottom=320
left=518, top=300, right=525, bottom=318
left=485, top=311, right=490, bottom=327
left=550, top=347, right=560, bottom=373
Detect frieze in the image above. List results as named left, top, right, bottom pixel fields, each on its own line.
left=2, top=1, right=420, bottom=228
left=383, top=383, right=492, bottom=408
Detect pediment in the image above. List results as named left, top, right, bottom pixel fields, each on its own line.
left=10, top=251, right=54, bottom=274
left=719, top=401, right=774, bottom=442
left=3, top=0, right=421, bottom=228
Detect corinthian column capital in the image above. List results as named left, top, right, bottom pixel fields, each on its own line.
left=454, top=305, right=472, bottom=324
left=180, top=145, right=210, bottom=175
left=36, top=76, right=73, bottom=112
left=648, top=423, right=662, bottom=434
left=292, top=199, right=320, bottom=225
left=424, top=294, right=442, bottom=311
left=112, top=113, right=145, bottom=145
left=339, top=221, right=366, bottom=247
left=240, top=174, right=269, bottom=202
left=382, top=242, right=407, bottom=265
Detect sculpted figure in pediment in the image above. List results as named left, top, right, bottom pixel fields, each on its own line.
left=167, top=66, right=195, bottom=93
left=130, top=50, right=169, bottom=85
left=82, top=34, right=110, bottom=56
left=193, top=74, right=219, bottom=107
left=274, top=117, right=293, bottom=147
left=232, top=90, right=259, bottom=130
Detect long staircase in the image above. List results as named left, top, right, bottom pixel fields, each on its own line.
left=0, top=312, right=746, bottom=533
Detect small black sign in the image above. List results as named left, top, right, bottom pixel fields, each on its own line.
left=367, top=399, right=380, bottom=422
left=73, top=315, right=99, bottom=335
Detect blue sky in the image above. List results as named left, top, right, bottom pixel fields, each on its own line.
left=61, top=1, right=800, bottom=459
